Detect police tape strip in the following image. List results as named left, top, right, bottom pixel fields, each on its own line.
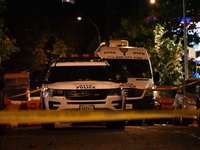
left=7, top=79, right=200, bottom=99
left=8, top=88, right=43, bottom=99
left=128, top=79, right=200, bottom=91
left=0, top=109, right=200, bottom=124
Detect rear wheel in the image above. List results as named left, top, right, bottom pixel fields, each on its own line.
left=106, top=121, right=126, bottom=130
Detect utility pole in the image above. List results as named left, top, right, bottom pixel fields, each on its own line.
left=183, top=0, right=188, bottom=80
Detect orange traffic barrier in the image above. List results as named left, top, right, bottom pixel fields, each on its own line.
left=26, top=100, right=41, bottom=126
left=19, top=101, right=28, bottom=110
left=3, top=99, right=41, bottom=128
left=26, top=100, right=40, bottom=110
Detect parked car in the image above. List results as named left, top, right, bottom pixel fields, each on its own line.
left=154, top=86, right=177, bottom=110
left=173, top=78, right=199, bottom=125
left=151, top=86, right=177, bottom=124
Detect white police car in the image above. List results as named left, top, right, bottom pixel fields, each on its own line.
left=40, top=55, right=126, bottom=129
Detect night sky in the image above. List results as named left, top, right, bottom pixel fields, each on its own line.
left=1, top=0, right=200, bottom=76
left=3, top=0, right=149, bottom=51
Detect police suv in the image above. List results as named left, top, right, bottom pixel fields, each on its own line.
left=40, top=54, right=126, bottom=129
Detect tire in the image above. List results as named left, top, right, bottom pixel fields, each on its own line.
left=128, top=120, right=143, bottom=126
left=145, top=119, right=155, bottom=126
left=40, top=96, right=55, bottom=130
left=42, top=123, right=55, bottom=130
left=106, top=121, right=126, bottom=130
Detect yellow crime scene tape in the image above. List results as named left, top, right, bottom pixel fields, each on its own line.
left=126, top=79, right=200, bottom=91
left=7, top=78, right=200, bottom=99
left=0, top=109, right=200, bottom=124
left=7, top=88, right=43, bottom=99
left=1, top=79, right=200, bottom=124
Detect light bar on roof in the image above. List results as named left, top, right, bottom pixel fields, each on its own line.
left=59, top=54, right=95, bottom=58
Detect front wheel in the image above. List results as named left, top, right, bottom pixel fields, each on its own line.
left=128, top=120, right=143, bottom=126
left=106, top=121, right=126, bottom=130
left=42, top=123, right=55, bottom=130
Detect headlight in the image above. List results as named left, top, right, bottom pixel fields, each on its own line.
left=185, top=97, right=196, bottom=105
left=108, top=89, right=122, bottom=96
left=154, top=100, right=162, bottom=107
left=48, top=89, right=65, bottom=97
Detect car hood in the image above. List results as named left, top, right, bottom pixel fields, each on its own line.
left=45, top=81, right=121, bottom=90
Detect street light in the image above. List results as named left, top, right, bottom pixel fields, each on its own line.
left=150, top=0, right=156, bottom=4
left=150, top=0, right=188, bottom=80
left=77, top=17, right=101, bottom=44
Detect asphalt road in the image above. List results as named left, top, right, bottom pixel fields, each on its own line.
left=1, top=124, right=200, bottom=150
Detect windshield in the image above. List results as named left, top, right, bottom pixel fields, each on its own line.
left=46, top=66, right=115, bottom=83
left=103, top=59, right=152, bottom=78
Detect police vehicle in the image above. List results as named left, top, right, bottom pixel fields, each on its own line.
left=40, top=54, right=126, bottom=129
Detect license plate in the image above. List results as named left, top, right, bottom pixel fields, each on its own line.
left=80, top=105, right=94, bottom=110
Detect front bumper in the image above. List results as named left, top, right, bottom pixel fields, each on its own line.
left=42, top=95, right=123, bottom=110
